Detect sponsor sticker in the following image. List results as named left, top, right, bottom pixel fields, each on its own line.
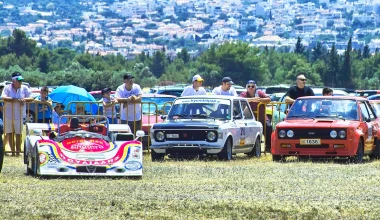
left=124, top=161, right=142, bottom=171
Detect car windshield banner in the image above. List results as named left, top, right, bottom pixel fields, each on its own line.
left=175, top=99, right=231, bottom=105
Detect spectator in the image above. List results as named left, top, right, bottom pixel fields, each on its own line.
left=181, top=74, right=207, bottom=96
left=1, top=72, right=33, bottom=156
left=284, top=73, right=314, bottom=104
left=212, top=77, right=238, bottom=96
left=52, top=103, right=67, bottom=124
left=323, top=87, right=333, bottom=96
left=239, top=80, right=271, bottom=112
left=101, top=87, right=118, bottom=124
left=35, top=86, right=52, bottom=123
left=115, top=73, right=143, bottom=135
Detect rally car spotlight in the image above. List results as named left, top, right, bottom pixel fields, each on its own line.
left=279, top=130, right=286, bottom=138
left=330, top=130, right=337, bottom=138
left=156, top=131, right=165, bottom=141
left=287, top=130, right=294, bottom=138
left=338, top=130, right=346, bottom=138
left=207, top=131, right=217, bottom=141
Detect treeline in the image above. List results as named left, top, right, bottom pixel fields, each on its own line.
left=0, top=29, right=379, bottom=90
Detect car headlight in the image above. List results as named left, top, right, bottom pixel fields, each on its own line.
left=338, top=130, right=346, bottom=138
left=287, top=130, right=294, bottom=138
left=279, top=130, right=286, bottom=138
left=330, top=130, right=337, bottom=138
left=207, top=131, right=217, bottom=141
left=156, top=131, right=165, bottom=141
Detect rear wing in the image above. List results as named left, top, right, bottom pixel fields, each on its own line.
left=108, top=124, right=132, bottom=133
left=26, top=123, right=57, bottom=135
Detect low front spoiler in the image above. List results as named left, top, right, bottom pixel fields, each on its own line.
left=150, top=143, right=223, bottom=154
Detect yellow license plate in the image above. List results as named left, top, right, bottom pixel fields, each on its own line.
left=300, top=139, right=321, bottom=145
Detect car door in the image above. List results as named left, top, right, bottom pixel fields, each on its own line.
left=240, top=100, right=258, bottom=146
left=359, top=101, right=376, bottom=153
left=232, top=100, right=246, bottom=150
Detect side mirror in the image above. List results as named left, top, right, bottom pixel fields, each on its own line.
left=365, top=117, right=371, bottom=123
left=136, top=130, right=145, bottom=138
left=161, top=115, right=167, bottom=120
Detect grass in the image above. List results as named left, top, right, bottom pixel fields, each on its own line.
left=1, top=154, right=380, bottom=219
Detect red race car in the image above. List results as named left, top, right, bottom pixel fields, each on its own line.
left=272, top=96, right=380, bottom=162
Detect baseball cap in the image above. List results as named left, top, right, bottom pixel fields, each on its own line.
left=12, top=71, right=24, bottom=81
left=246, top=80, right=256, bottom=85
left=222, top=77, right=234, bottom=85
left=192, top=74, right=204, bottom=82
left=101, top=87, right=112, bottom=95
left=123, top=73, right=135, bottom=80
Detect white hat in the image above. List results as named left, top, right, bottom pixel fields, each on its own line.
left=192, top=74, right=204, bottom=82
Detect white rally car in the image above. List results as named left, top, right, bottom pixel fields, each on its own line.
left=150, top=95, right=263, bottom=161
left=24, top=115, right=144, bottom=177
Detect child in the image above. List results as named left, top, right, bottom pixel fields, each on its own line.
left=52, top=103, right=67, bottom=124
left=36, top=86, right=53, bottom=123
left=102, top=87, right=118, bottom=124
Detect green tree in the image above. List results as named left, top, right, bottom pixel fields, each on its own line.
left=294, top=36, right=304, bottom=55
left=340, top=37, right=353, bottom=88
left=150, top=51, right=166, bottom=78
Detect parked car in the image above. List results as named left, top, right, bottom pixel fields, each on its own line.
left=150, top=95, right=263, bottom=161
left=150, top=85, right=186, bottom=97
left=355, top=90, right=380, bottom=97
left=367, top=94, right=380, bottom=101
left=24, top=115, right=144, bottom=177
left=369, top=100, right=380, bottom=117
left=271, top=96, right=380, bottom=162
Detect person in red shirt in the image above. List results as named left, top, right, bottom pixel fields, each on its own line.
left=240, top=80, right=272, bottom=152
left=239, top=80, right=271, bottom=113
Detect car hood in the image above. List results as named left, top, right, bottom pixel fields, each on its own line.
left=152, top=120, right=225, bottom=129
left=278, top=119, right=359, bottom=129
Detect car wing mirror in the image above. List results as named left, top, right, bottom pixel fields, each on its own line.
left=365, top=117, right=371, bottom=122
left=161, top=115, right=167, bottom=120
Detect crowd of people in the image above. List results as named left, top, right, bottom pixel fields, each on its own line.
left=0, top=70, right=335, bottom=156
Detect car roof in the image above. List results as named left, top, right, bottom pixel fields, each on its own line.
left=90, top=90, right=116, bottom=94
left=177, top=95, right=247, bottom=101
left=297, top=96, right=367, bottom=101
left=142, top=93, right=177, bottom=98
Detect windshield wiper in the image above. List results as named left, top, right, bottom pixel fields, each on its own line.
left=190, top=114, right=210, bottom=118
left=287, top=115, right=313, bottom=119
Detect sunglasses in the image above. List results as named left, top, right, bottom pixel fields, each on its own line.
left=298, top=78, right=307, bottom=81
left=247, top=85, right=255, bottom=88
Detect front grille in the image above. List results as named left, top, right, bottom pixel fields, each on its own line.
left=76, top=166, right=107, bottom=173
left=278, top=128, right=347, bottom=140
left=296, top=144, right=329, bottom=148
left=154, top=130, right=217, bottom=142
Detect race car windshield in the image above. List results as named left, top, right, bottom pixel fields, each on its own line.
left=287, top=99, right=358, bottom=120
left=168, top=100, right=231, bottom=120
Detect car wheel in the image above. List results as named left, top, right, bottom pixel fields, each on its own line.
left=0, top=141, right=4, bottom=173
left=23, top=141, right=28, bottom=164
left=272, top=155, right=283, bottom=162
left=351, top=140, right=363, bottom=163
left=247, top=138, right=261, bottom=158
left=369, top=140, right=380, bottom=160
left=151, top=150, right=164, bottom=162
left=33, top=147, right=40, bottom=175
left=218, top=138, right=232, bottom=161
left=24, top=110, right=36, bottom=123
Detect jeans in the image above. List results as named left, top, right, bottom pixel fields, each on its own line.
left=107, top=117, right=118, bottom=124
left=121, top=120, right=141, bottom=135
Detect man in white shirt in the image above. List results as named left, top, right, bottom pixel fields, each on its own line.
left=1, top=72, right=33, bottom=156
left=212, top=77, right=238, bottom=96
left=115, top=73, right=143, bottom=135
left=181, top=74, right=207, bottom=96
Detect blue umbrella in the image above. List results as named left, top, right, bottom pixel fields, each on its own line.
left=49, top=85, right=98, bottom=115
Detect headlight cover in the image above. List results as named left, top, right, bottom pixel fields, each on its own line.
left=207, top=131, right=217, bottom=141
left=156, top=131, right=165, bottom=141
left=338, top=130, right=346, bottom=138
left=279, top=130, right=286, bottom=138
left=330, top=130, right=337, bottom=138
left=287, top=130, right=294, bottom=138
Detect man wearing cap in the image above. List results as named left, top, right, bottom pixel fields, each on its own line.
left=181, top=74, right=207, bottom=96
left=212, top=77, right=238, bottom=96
left=2, top=72, right=33, bottom=156
left=102, top=87, right=118, bottom=124
left=115, top=73, right=143, bottom=135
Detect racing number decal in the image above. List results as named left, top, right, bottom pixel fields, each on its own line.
left=240, top=127, right=246, bottom=146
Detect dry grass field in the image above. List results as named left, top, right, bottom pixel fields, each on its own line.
left=1, top=154, right=380, bottom=219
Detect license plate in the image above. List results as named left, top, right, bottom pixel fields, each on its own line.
left=300, top=139, right=321, bottom=145
left=167, top=134, right=179, bottom=138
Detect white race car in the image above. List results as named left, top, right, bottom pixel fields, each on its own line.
left=150, top=95, right=263, bottom=161
left=24, top=115, right=144, bottom=177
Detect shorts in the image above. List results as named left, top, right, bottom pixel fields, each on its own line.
left=4, top=118, right=23, bottom=134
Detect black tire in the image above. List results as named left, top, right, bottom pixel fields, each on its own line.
left=151, top=150, right=164, bottom=162
left=24, top=110, right=36, bottom=124
left=218, top=138, right=232, bottom=161
left=247, top=138, right=261, bottom=158
left=351, top=140, right=363, bottom=163
left=272, top=155, right=283, bottom=162
left=23, top=142, right=28, bottom=164
left=369, top=140, right=380, bottom=160
left=265, top=121, right=272, bottom=152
